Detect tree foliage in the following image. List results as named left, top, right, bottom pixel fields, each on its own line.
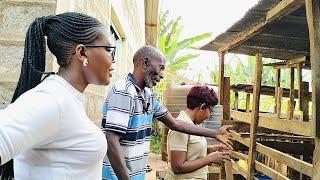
left=157, top=10, right=211, bottom=72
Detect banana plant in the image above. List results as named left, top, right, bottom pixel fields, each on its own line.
left=157, top=10, right=212, bottom=72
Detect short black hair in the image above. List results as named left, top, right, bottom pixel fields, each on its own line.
left=187, top=86, right=218, bottom=109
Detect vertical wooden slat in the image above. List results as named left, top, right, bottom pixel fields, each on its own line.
left=234, top=92, right=239, bottom=110
left=224, top=159, right=234, bottom=180
left=275, top=68, right=281, bottom=113
left=301, top=82, right=310, bottom=121
left=218, top=52, right=225, bottom=104
left=246, top=93, right=251, bottom=112
left=223, top=77, right=230, bottom=121
left=277, top=87, right=284, bottom=119
left=305, top=0, right=320, bottom=179
left=287, top=68, right=295, bottom=119
left=297, top=64, right=303, bottom=110
left=247, top=54, right=263, bottom=179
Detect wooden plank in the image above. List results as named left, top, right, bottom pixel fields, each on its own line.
left=287, top=68, right=295, bottom=120
left=298, top=64, right=303, bottom=110
left=258, top=115, right=313, bottom=136
left=275, top=69, right=281, bottom=113
left=230, top=130, right=249, bottom=147
left=235, top=44, right=309, bottom=56
left=230, top=131, right=313, bottom=177
left=313, top=139, right=320, bottom=180
left=305, top=0, right=320, bottom=179
left=230, top=110, right=251, bottom=124
left=218, top=21, right=266, bottom=53
left=306, top=0, right=320, bottom=137
left=301, top=81, right=310, bottom=121
left=231, top=84, right=311, bottom=100
left=255, top=161, right=290, bottom=180
left=234, top=92, right=239, bottom=111
left=266, top=0, right=305, bottom=22
left=218, top=52, right=224, bottom=104
left=230, top=110, right=313, bottom=136
left=247, top=54, right=262, bottom=179
left=223, top=77, right=230, bottom=120
left=256, top=143, right=313, bottom=177
left=260, top=141, right=314, bottom=156
left=231, top=160, right=248, bottom=178
left=264, top=57, right=307, bottom=67
left=287, top=56, right=307, bottom=66
left=246, top=93, right=250, bottom=112
left=224, top=160, right=234, bottom=180
left=277, top=87, right=283, bottom=119
left=240, top=133, right=313, bottom=141
left=231, top=151, right=248, bottom=161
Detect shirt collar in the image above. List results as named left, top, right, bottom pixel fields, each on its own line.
left=178, top=110, right=195, bottom=124
left=127, top=73, right=143, bottom=94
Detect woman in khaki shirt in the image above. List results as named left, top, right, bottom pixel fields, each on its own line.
left=165, top=86, right=230, bottom=180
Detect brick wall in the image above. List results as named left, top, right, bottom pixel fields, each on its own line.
left=0, top=0, right=146, bottom=124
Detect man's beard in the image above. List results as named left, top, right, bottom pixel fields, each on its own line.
left=144, top=75, right=155, bottom=88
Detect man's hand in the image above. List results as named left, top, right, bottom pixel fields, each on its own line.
left=213, top=125, right=233, bottom=150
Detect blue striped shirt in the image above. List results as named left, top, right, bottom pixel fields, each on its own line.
left=101, top=73, right=168, bottom=180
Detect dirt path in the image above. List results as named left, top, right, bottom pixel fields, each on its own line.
left=146, top=153, right=167, bottom=180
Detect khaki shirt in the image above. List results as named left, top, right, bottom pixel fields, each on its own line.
left=165, top=111, right=208, bottom=180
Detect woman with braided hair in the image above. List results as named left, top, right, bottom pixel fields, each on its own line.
left=0, top=12, right=115, bottom=179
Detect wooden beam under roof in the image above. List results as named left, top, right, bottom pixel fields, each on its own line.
left=218, top=0, right=305, bottom=53
left=263, top=56, right=310, bottom=68
left=266, top=0, right=305, bottom=22
left=144, top=0, right=160, bottom=46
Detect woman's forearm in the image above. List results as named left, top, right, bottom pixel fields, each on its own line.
left=171, top=156, right=211, bottom=174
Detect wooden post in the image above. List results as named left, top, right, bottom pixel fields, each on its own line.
left=224, top=159, right=234, bottom=180
left=276, top=87, right=283, bottom=119
left=287, top=68, right=295, bottom=120
left=218, top=52, right=225, bottom=104
left=305, top=0, right=320, bottom=179
left=234, top=92, right=239, bottom=110
left=295, top=67, right=304, bottom=180
left=246, top=93, right=250, bottom=112
left=247, top=54, right=262, bottom=179
left=301, top=82, right=310, bottom=121
left=223, top=77, right=230, bottom=121
left=297, top=64, right=303, bottom=110
left=275, top=68, right=281, bottom=113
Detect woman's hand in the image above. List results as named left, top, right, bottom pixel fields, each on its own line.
left=207, top=144, right=229, bottom=153
left=206, top=151, right=231, bottom=166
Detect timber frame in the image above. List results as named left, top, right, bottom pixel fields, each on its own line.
left=201, top=0, right=320, bottom=179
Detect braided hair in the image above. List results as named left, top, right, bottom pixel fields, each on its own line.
left=1, top=12, right=103, bottom=179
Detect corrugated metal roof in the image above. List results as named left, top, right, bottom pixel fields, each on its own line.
left=200, top=0, right=309, bottom=61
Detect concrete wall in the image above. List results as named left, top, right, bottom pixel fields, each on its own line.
left=0, top=0, right=146, bottom=124
left=0, top=0, right=57, bottom=109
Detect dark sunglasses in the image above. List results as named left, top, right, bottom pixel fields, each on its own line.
left=85, top=45, right=116, bottom=63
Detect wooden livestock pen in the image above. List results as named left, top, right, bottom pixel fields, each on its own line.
left=200, top=0, right=320, bottom=179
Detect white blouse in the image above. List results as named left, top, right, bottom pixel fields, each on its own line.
left=0, top=75, right=107, bottom=180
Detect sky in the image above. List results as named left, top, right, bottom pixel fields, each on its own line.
left=161, top=0, right=260, bottom=83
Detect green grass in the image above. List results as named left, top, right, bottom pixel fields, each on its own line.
left=150, top=135, right=162, bottom=154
